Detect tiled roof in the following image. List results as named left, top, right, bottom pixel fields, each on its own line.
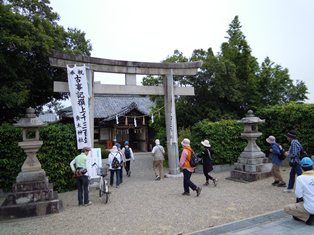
left=60, top=95, right=154, bottom=121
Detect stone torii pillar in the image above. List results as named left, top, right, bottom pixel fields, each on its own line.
left=49, top=51, right=202, bottom=175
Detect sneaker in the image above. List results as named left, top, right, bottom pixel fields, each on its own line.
left=306, top=215, right=314, bottom=225
left=84, top=201, right=92, bottom=207
left=196, top=187, right=202, bottom=197
left=155, top=176, right=160, bottom=181
left=127, top=171, right=131, bottom=177
left=203, top=181, right=209, bottom=186
left=272, top=181, right=279, bottom=186
left=182, top=192, right=190, bottom=196
left=277, top=182, right=287, bottom=187
left=283, top=189, right=293, bottom=193
left=213, top=179, right=218, bottom=187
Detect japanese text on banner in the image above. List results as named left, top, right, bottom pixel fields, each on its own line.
left=67, top=65, right=91, bottom=149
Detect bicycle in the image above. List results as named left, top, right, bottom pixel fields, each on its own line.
left=92, top=163, right=110, bottom=204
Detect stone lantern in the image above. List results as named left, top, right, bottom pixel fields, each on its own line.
left=0, top=108, right=63, bottom=220
left=230, top=110, right=272, bottom=182
left=14, top=107, right=47, bottom=182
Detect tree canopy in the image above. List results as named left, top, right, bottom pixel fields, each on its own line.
left=144, top=16, right=308, bottom=131
left=0, top=0, right=92, bottom=123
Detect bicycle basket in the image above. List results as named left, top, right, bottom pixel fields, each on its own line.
left=97, top=167, right=107, bottom=176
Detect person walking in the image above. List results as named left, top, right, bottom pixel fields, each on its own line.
left=266, top=135, right=286, bottom=187
left=151, top=139, right=165, bottom=180
left=70, top=147, right=92, bottom=207
left=284, top=157, right=314, bottom=225
left=122, top=140, right=135, bottom=177
left=199, top=139, right=217, bottom=186
left=115, top=142, right=125, bottom=184
left=179, top=138, right=202, bottom=196
left=284, top=130, right=303, bottom=193
left=108, top=145, right=123, bottom=188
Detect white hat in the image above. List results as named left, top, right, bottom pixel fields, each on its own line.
left=155, top=139, right=160, bottom=145
left=266, top=135, right=276, bottom=144
left=201, top=139, right=211, bottom=148
left=181, top=138, right=190, bottom=147
left=111, top=145, right=118, bottom=152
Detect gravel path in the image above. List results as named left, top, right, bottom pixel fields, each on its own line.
left=0, top=153, right=295, bottom=235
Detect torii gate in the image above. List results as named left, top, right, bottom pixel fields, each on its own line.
left=49, top=51, right=202, bottom=175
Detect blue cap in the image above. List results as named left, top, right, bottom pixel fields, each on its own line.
left=124, top=140, right=129, bottom=145
left=300, top=157, right=313, bottom=167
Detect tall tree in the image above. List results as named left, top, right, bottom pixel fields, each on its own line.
left=256, top=57, right=308, bottom=105
left=0, top=0, right=92, bottom=123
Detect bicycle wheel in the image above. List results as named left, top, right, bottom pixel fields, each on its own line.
left=99, top=177, right=104, bottom=198
left=103, top=179, right=109, bottom=204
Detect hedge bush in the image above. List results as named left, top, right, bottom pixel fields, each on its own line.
left=0, top=123, right=26, bottom=191
left=190, top=120, right=246, bottom=164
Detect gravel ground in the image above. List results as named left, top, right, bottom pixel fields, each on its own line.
left=0, top=153, right=295, bottom=235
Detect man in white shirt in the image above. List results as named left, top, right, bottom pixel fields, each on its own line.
left=284, top=157, right=314, bottom=225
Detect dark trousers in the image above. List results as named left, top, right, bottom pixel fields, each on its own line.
left=183, top=169, right=197, bottom=193
left=125, top=160, right=131, bottom=174
left=288, top=163, right=302, bottom=189
left=77, top=175, right=89, bottom=205
left=110, top=169, right=120, bottom=187
left=119, top=168, right=123, bottom=183
left=203, top=166, right=214, bottom=181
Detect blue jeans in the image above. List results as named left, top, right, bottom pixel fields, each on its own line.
left=77, top=175, right=89, bottom=205
left=287, top=163, right=302, bottom=189
left=183, top=169, right=197, bottom=193
left=110, top=169, right=120, bottom=187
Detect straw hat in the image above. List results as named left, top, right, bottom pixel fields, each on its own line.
left=201, top=139, right=211, bottom=147
left=181, top=138, right=190, bottom=147
left=266, top=136, right=276, bottom=144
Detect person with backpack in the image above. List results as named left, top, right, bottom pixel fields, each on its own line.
left=115, top=142, right=125, bottom=184
left=178, top=138, right=202, bottom=196
left=108, top=145, right=123, bottom=188
left=284, top=130, right=303, bottom=193
left=266, top=135, right=286, bottom=187
left=122, top=140, right=134, bottom=177
left=199, top=139, right=218, bottom=186
left=151, top=139, right=165, bottom=181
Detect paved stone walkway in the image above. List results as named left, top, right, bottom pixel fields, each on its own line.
left=0, top=153, right=312, bottom=234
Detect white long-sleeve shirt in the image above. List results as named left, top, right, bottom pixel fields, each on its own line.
left=295, top=171, right=314, bottom=214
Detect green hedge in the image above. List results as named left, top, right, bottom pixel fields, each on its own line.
left=190, top=120, right=246, bottom=164
left=257, top=103, right=314, bottom=155
left=0, top=123, right=26, bottom=191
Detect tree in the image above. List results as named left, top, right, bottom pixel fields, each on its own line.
left=256, top=57, right=308, bottom=106
left=0, top=0, right=92, bottom=123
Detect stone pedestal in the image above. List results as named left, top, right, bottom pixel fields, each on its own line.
left=0, top=178, right=63, bottom=220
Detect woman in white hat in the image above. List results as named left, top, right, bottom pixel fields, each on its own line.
left=266, top=135, right=286, bottom=187
left=178, top=138, right=202, bottom=196
left=200, top=140, right=217, bottom=186
left=108, top=145, right=123, bottom=188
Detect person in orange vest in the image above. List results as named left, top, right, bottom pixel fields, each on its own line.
left=178, top=138, right=202, bottom=196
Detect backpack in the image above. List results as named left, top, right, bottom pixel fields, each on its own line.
left=189, top=150, right=202, bottom=167
left=277, top=144, right=286, bottom=161
left=124, top=147, right=131, bottom=159
left=111, top=155, right=120, bottom=169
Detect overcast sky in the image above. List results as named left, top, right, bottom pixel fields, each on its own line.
left=49, top=0, right=314, bottom=103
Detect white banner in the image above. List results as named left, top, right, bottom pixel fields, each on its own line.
left=87, top=148, right=102, bottom=179
left=67, top=65, right=91, bottom=149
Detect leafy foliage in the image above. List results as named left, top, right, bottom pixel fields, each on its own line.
left=0, top=123, right=26, bottom=191
left=0, top=0, right=92, bottom=123
left=257, top=103, right=314, bottom=155
left=37, top=123, right=78, bottom=192
left=190, top=120, right=246, bottom=164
